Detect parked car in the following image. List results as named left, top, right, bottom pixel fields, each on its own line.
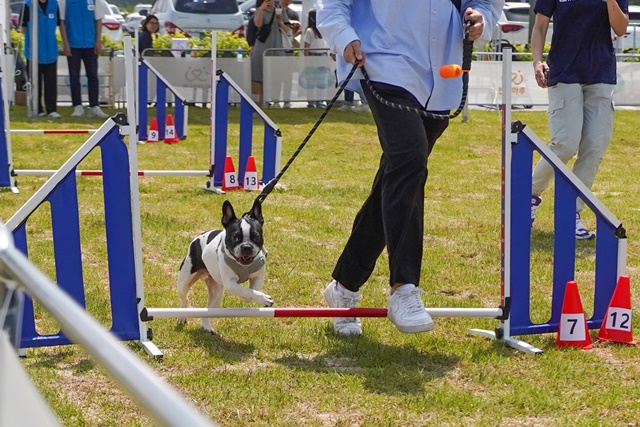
left=133, top=3, right=153, bottom=14
left=150, top=0, right=245, bottom=38
left=108, top=3, right=126, bottom=24
left=621, top=5, right=640, bottom=51
left=102, top=15, right=124, bottom=41
left=124, top=14, right=145, bottom=34
left=492, top=2, right=553, bottom=47
left=123, top=3, right=152, bottom=34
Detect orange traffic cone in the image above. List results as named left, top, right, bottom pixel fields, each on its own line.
left=598, top=276, right=635, bottom=345
left=164, top=114, right=179, bottom=144
left=222, top=156, right=240, bottom=191
left=147, top=117, right=159, bottom=143
left=556, top=281, right=593, bottom=350
left=243, top=156, right=260, bottom=191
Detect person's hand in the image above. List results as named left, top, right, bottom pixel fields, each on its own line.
left=534, top=62, right=549, bottom=88
left=262, top=0, right=273, bottom=10
left=94, top=40, right=102, bottom=56
left=343, top=40, right=365, bottom=67
left=63, top=45, right=71, bottom=57
left=463, top=8, right=485, bottom=41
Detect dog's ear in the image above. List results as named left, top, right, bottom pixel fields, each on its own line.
left=221, top=200, right=237, bottom=227
left=250, top=199, right=264, bottom=225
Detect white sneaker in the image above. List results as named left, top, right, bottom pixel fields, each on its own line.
left=87, top=106, right=109, bottom=118
left=323, top=280, right=362, bottom=336
left=48, top=112, right=62, bottom=119
left=71, top=105, right=85, bottom=117
left=351, top=104, right=370, bottom=113
left=388, top=284, right=434, bottom=334
left=575, top=213, right=595, bottom=240
left=37, top=112, right=47, bottom=117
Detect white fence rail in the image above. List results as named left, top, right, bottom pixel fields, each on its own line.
left=0, top=222, right=217, bottom=427
left=10, top=50, right=640, bottom=107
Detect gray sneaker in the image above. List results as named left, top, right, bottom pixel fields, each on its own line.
left=87, top=106, right=109, bottom=118
left=388, top=284, right=434, bottom=334
left=71, top=105, right=85, bottom=117
left=323, top=280, right=362, bottom=336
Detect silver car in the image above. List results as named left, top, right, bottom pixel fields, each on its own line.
left=150, top=0, right=245, bottom=38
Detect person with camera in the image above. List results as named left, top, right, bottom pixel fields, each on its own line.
left=251, top=0, right=292, bottom=106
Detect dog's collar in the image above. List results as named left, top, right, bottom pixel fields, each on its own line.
left=221, top=246, right=267, bottom=283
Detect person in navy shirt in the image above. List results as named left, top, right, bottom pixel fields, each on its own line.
left=21, top=0, right=63, bottom=118
left=317, top=0, right=501, bottom=336
left=530, top=0, right=629, bottom=240
left=59, top=0, right=109, bottom=118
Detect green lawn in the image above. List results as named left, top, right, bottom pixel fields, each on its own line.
left=1, top=104, right=639, bottom=427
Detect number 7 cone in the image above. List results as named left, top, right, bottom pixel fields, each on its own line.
left=598, top=276, right=635, bottom=345
left=556, top=281, right=593, bottom=350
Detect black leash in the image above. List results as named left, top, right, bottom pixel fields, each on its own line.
left=253, top=21, right=473, bottom=206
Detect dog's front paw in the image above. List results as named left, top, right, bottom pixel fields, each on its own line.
left=177, top=317, right=187, bottom=325
left=201, top=319, right=217, bottom=335
left=255, top=292, right=274, bottom=307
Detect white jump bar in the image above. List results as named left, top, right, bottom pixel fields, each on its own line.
left=143, top=307, right=504, bottom=320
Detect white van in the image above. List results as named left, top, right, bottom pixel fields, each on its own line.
left=150, top=0, right=245, bottom=38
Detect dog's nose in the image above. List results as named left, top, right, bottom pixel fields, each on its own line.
left=240, top=243, right=254, bottom=252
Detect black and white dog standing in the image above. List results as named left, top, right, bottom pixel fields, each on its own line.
left=177, top=200, right=273, bottom=334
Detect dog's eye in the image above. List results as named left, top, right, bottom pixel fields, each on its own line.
left=231, top=233, right=241, bottom=243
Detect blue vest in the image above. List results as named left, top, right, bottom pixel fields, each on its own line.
left=24, top=0, right=59, bottom=64
left=65, top=0, right=98, bottom=48
left=535, top=0, right=629, bottom=85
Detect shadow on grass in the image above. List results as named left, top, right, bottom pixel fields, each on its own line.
left=24, top=349, right=97, bottom=374
left=272, top=324, right=460, bottom=395
left=530, top=229, right=596, bottom=256
left=180, top=324, right=256, bottom=363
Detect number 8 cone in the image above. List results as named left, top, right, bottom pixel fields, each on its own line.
left=556, top=281, right=593, bottom=350
left=222, top=156, right=240, bottom=191
left=598, top=276, right=635, bottom=345
left=243, top=156, right=260, bottom=191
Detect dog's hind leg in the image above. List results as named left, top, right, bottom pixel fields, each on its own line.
left=201, top=278, right=224, bottom=334
left=177, top=268, right=201, bottom=325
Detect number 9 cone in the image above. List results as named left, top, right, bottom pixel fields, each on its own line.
left=556, top=281, right=593, bottom=350
left=598, top=276, right=635, bottom=345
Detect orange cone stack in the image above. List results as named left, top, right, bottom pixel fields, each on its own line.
left=598, top=276, right=635, bottom=345
left=243, top=156, right=260, bottom=191
left=164, top=114, right=179, bottom=144
left=556, top=281, right=593, bottom=350
left=147, top=118, right=159, bottom=143
left=222, top=156, right=240, bottom=191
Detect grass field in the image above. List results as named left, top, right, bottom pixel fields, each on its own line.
left=1, top=104, right=639, bottom=427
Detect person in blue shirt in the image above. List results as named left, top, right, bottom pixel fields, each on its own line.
left=59, top=0, right=109, bottom=118
left=530, top=0, right=628, bottom=240
left=21, top=0, right=63, bottom=119
left=317, top=0, right=501, bottom=336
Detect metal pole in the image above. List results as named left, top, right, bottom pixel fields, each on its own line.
left=144, top=307, right=504, bottom=320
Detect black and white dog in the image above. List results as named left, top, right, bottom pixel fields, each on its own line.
left=177, top=200, right=273, bottom=334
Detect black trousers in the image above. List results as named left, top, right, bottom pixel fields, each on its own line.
left=27, top=60, right=58, bottom=114
left=67, top=47, right=100, bottom=107
left=332, top=81, right=449, bottom=291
